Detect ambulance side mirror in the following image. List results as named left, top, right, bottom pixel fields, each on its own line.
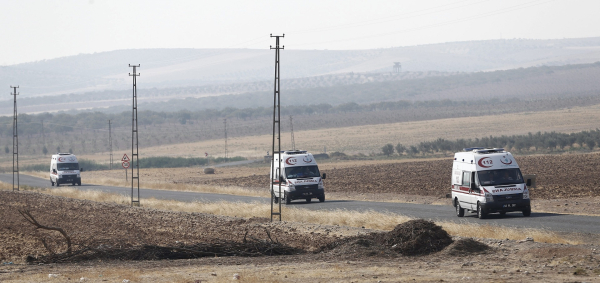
left=322, top=173, right=326, bottom=179
left=52, top=169, right=57, bottom=173
left=279, top=176, right=285, bottom=182
left=526, top=179, right=531, bottom=186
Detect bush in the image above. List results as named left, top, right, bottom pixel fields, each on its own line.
left=382, top=144, right=394, bottom=156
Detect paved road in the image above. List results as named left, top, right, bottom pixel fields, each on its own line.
left=4, top=174, right=600, bottom=234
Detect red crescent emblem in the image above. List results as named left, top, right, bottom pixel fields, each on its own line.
left=58, top=157, right=65, bottom=162
left=285, top=157, right=296, bottom=165
left=500, top=156, right=513, bottom=165
left=477, top=157, right=492, bottom=168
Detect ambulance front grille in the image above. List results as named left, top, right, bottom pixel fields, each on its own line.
left=494, top=193, right=522, bottom=201
left=296, top=184, right=318, bottom=190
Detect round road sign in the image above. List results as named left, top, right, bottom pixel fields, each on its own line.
left=122, top=161, right=130, bottom=169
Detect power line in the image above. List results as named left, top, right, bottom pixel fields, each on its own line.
left=224, top=118, right=228, bottom=159
left=108, top=119, right=113, bottom=170
left=289, top=115, right=295, bottom=150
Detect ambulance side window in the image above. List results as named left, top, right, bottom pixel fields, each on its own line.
left=462, top=171, right=471, bottom=187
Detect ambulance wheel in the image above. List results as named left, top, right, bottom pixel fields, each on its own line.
left=273, top=196, right=279, bottom=204
left=284, top=193, right=291, bottom=205
left=318, top=195, right=325, bottom=202
left=77, top=181, right=81, bottom=186
left=72, top=182, right=76, bottom=186
left=56, top=181, right=60, bottom=187
left=455, top=200, right=465, bottom=217
left=522, top=208, right=531, bottom=217
left=50, top=179, right=54, bottom=186
left=477, top=203, right=487, bottom=219
left=306, top=198, right=312, bottom=203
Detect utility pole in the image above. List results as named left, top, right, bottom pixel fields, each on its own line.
left=129, top=64, right=140, bottom=206
left=270, top=34, right=284, bottom=221
left=223, top=118, right=228, bottom=159
left=108, top=120, right=113, bottom=170
left=289, top=115, right=295, bottom=150
left=41, top=120, right=46, bottom=155
left=10, top=86, right=19, bottom=191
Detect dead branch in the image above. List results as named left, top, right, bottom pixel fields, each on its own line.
left=18, top=210, right=72, bottom=255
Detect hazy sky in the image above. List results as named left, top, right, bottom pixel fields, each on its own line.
left=0, top=0, right=598, bottom=65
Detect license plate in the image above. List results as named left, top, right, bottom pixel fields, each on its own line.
left=503, top=204, right=516, bottom=208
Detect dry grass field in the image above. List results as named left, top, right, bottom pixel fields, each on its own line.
left=67, top=103, right=600, bottom=164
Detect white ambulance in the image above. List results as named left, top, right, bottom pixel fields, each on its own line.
left=49, top=153, right=82, bottom=186
left=270, top=150, right=326, bottom=204
left=451, top=148, right=531, bottom=219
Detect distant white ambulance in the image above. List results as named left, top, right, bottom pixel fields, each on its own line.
left=270, top=150, right=326, bottom=204
left=50, top=153, right=82, bottom=186
left=451, top=148, right=531, bottom=219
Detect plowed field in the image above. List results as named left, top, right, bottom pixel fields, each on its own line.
left=194, top=153, right=600, bottom=200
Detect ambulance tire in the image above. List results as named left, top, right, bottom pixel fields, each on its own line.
left=273, top=196, right=279, bottom=204
left=284, top=193, right=291, bottom=205
left=455, top=200, right=464, bottom=217
left=50, top=179, right=54, bottom=186
left=72, top=182, right=76, bottom=186
left=77, top=181, right=81, bottom=186
left=306, top=198, right=312, bottom=203
left=522, top=208, right=531, bottom=217
left=318, top=195, right=325, bottom=202
left=56, top=181, right=60, bottom=187
left=477, top=203, right=487, bottom=219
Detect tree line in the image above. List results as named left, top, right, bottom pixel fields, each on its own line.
left=382, top=130, right=600, bottom=156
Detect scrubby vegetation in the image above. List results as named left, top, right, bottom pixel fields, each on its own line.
left=382, top=130, right=600, bottom=156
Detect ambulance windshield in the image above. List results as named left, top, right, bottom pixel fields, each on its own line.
left=477, top=168, right=523, bottom=186
left=57, top=163, right=79, bottom=171
left=285, top=166, right=320, bottom=179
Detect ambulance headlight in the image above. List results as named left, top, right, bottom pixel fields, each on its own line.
left=523, top=186, right=530, bottom=199
left=287, top=181, right=295, bottom=191
left=485, top=192, right=493, bottom=203
left=318, top=179, right=324, bottom=190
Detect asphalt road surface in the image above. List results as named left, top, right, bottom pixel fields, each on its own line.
left=3, top=173, right=600, bottom=234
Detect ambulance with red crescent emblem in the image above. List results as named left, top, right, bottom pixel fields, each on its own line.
left=49, top=153, right=82, bottom=186
left=451, top=148, right=531, bottom=219
left=270, top=150, right=326, bottom=204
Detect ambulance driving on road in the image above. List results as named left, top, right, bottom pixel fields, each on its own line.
left=451, top=148, right=531, bottom=219
left=270, top=150, right=326, bottom=204
left=49, top=153, right=82, bottom=186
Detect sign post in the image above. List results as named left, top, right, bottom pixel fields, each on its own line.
left=122, top=154, right=130, bottom=181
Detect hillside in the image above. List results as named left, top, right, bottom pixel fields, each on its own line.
left=3, top=37, right=600, bottom=99
left=3, top=61, right=600, bottom=116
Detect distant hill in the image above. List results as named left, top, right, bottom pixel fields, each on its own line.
left=3, top=61, right=600, bottom=115
left=4, top=37, right=600, bottom=99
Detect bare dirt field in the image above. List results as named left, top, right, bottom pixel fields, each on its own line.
left=2, top=191, right=600, bottom=282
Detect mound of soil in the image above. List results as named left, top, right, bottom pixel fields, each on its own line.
left=444, top=238, right=491, bottom=256
left=381, top=219, right=453, bottom=256
left=325, top=219, right=453, bottom=258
